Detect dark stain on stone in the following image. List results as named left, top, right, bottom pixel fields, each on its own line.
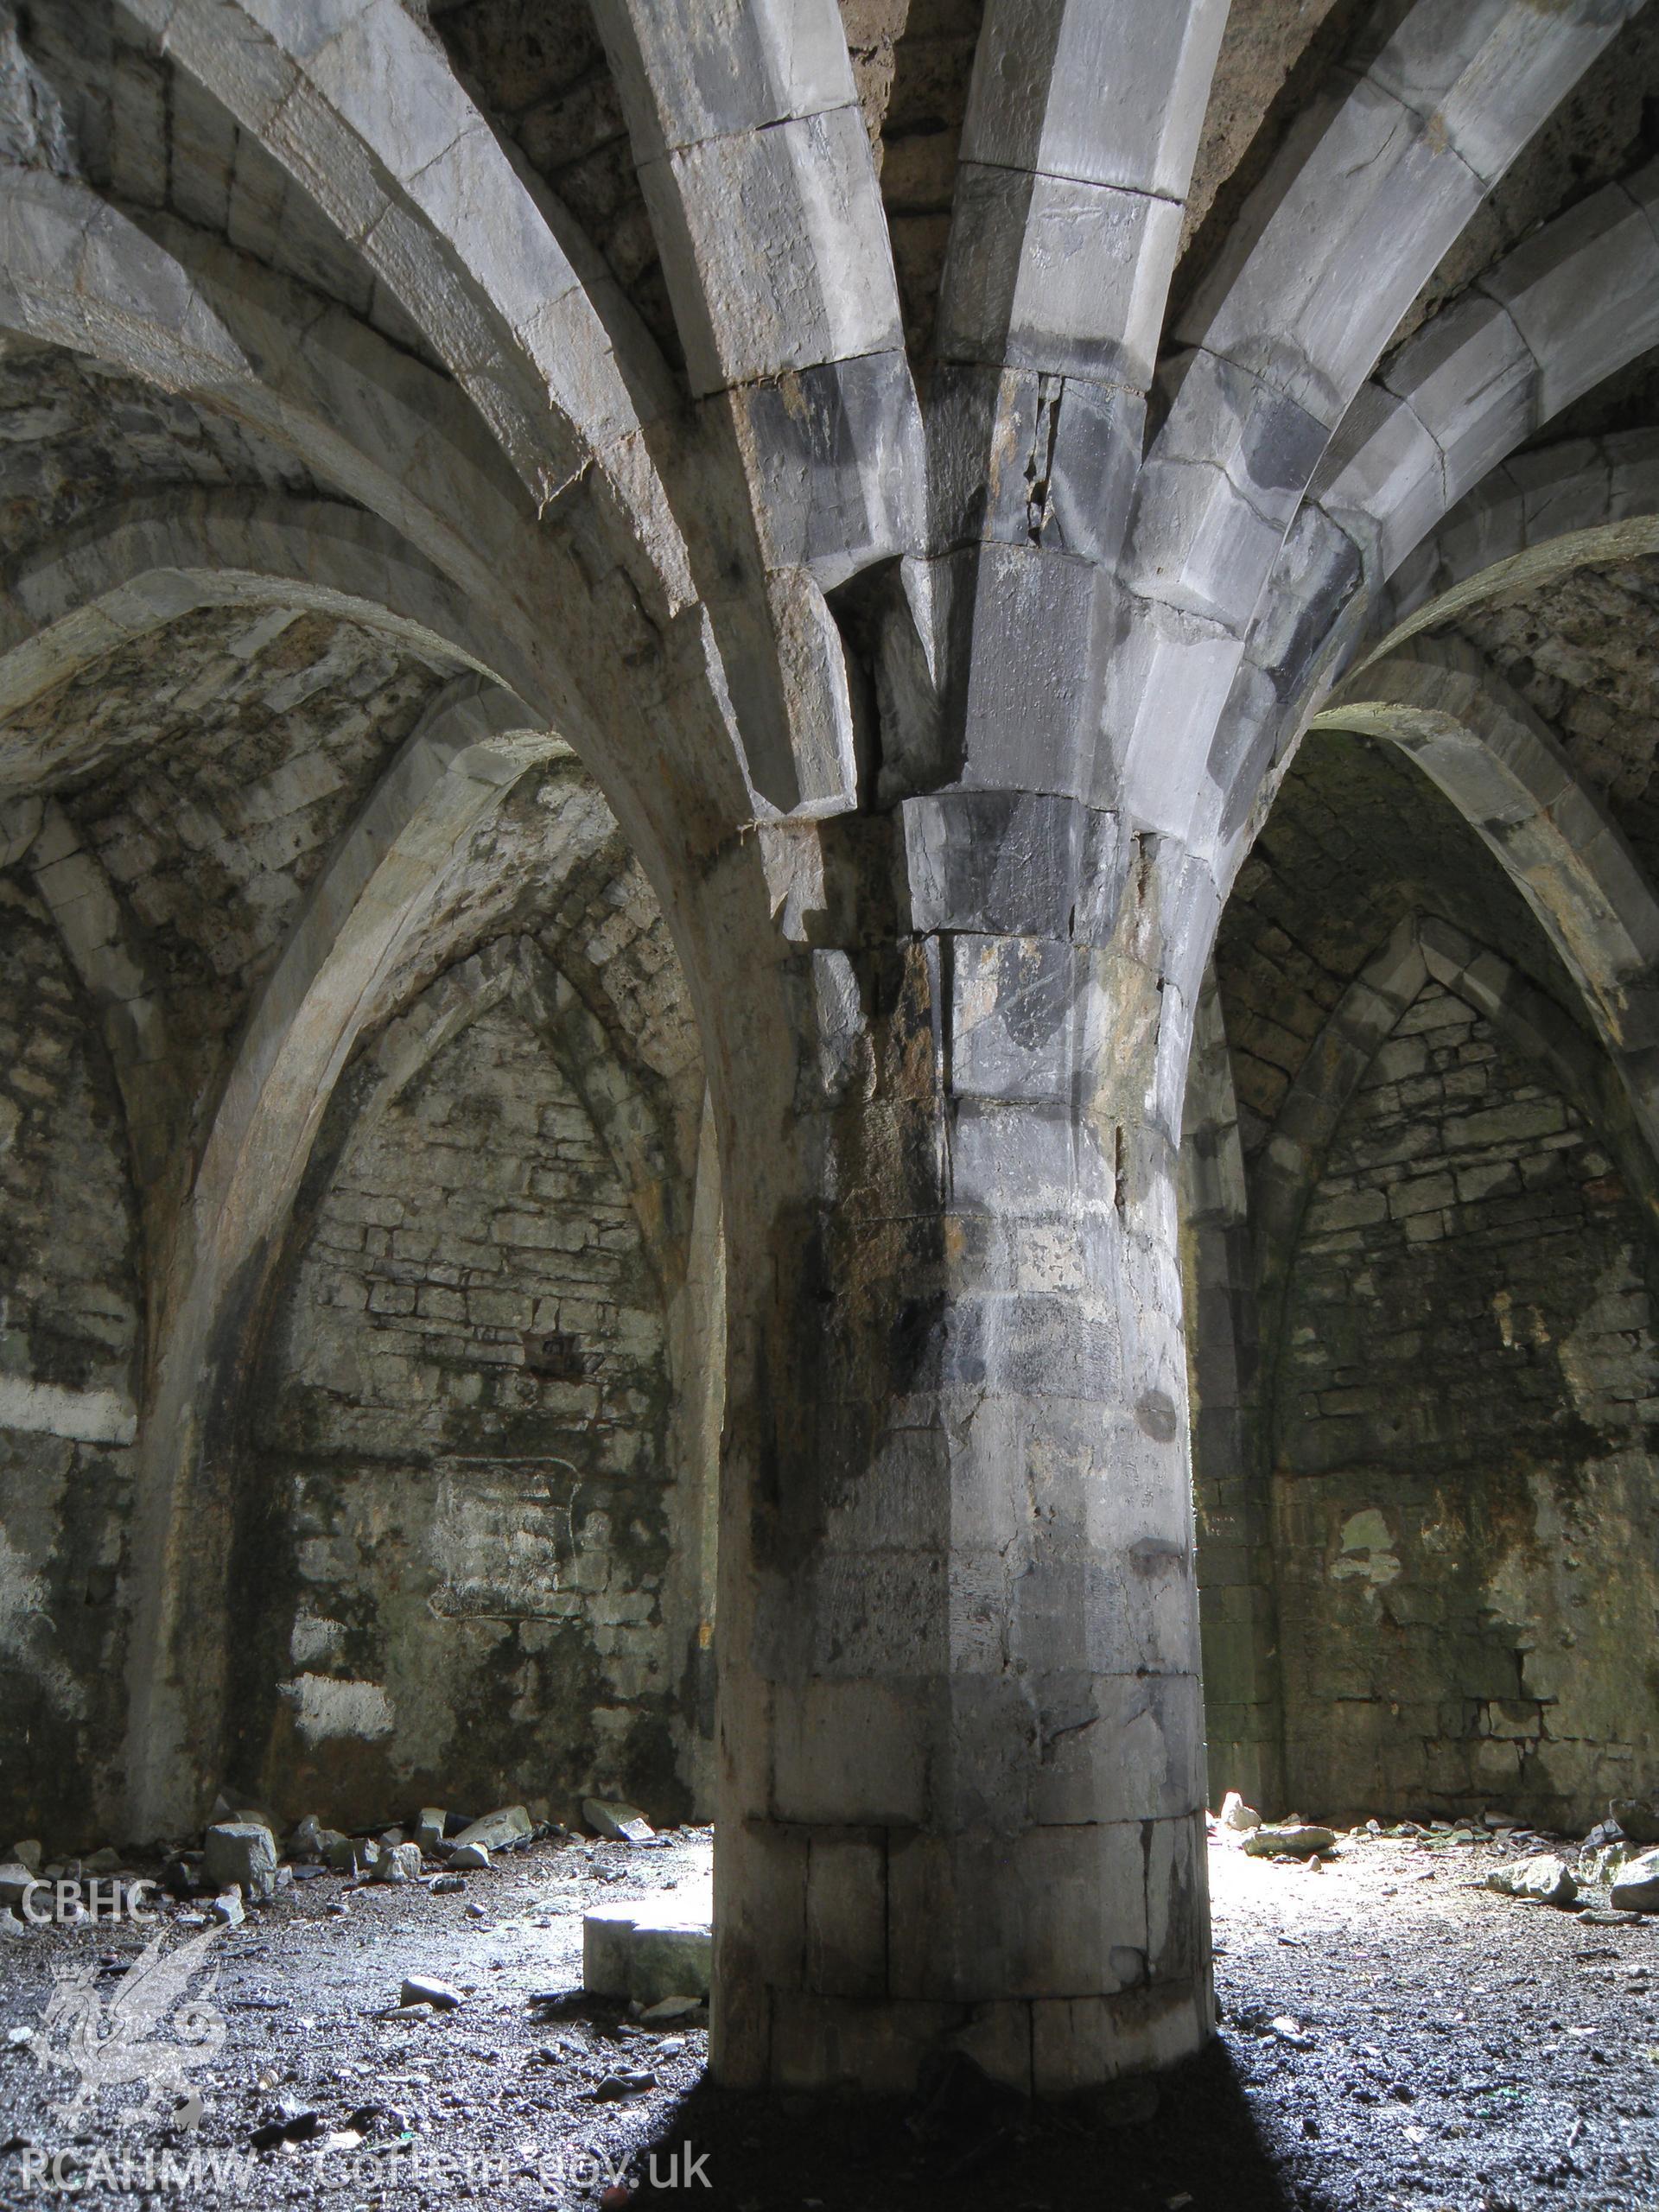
left=1136, top=1389, right=1180, bottom=1442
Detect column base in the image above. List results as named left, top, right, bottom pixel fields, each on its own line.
left=715, top=1974, right=1215, bottom=2095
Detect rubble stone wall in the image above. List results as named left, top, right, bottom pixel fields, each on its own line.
left=0, top=876, right=142, bottom=1847
left=240, top=988, right=682, bottom=1832
left=1268, top=977, right=1659, bottom=1830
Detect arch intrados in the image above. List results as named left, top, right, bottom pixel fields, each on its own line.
left=1356, top=513, right=1659, bottom=679
left=0, top=502, right=542, bottom=793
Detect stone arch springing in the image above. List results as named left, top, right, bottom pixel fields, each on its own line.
left=1220, top=152, right=1659, bottom=871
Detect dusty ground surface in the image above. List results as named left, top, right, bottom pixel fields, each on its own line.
left=0, top=1821, right=1653, bottom=2209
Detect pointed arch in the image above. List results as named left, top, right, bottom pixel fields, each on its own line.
left=1311, top=641, right=1659, bottom=1170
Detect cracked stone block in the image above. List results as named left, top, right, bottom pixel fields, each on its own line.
left=449, top=1805, right=532, bottom=1853
left=582, top=1797, right=653, bottom=1843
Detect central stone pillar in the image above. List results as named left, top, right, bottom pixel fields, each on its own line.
left=709, top=804, right=1216, bottom=2094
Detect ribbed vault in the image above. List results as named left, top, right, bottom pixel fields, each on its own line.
left=2, top=0, right=1658, bottom=2107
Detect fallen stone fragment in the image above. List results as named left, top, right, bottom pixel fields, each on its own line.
left=211, top=1890, right=245, bottom=1928
left=589, top=2069, right=656, bottom=2101
left=1217, top=1791, right=1262, bottom=1835
left=225, top=1810, right=280, bottom=1854
left=326, top=1834, right=379, bottom=1877
left=1243, top=1824, right=1335, bottom=1859
left=6, top=2025, right=33, bottom=2048
left=203, top=1824, right=277, bottom=1902
left=1580, top=1908, right=1643, bottom=1926
left=399, top=1974, right=462, bottom=2011
left=373, top=1844, right=423, bottom=1885
left=162, top=1854, right=200, bottom=1898
left=251, top=2110, right=321, bottom=2151
left=1611, top=1801, right=1659, bottom=1845
left=639, top=1994, right=703, bottom=2023
left=414, top=1809, right=447, bottom=1856
left=10, top=1842, right=41, bottom=1873
left=1486, top=1854, right=1579, bottom=1907
left=1582, top=1818, right=1624, bottom=1851
left=448, top=1842, right=490, bottom=1870
left=583, top=1799, right=654, bottom=1844
left=428, top=1873, right=464, bottom=1895
left=0, top=1864, right=39, bottom=1910
left=1609, top=1848, right=1659, bottom=1912
left=84, top=1847, right=120, bottom=1874
left=1580, top=1841, right=1639, bottom=1887
left=288, top=1815, right=327, bottom=1859
left=448, top=1806, right=531, bottom=1853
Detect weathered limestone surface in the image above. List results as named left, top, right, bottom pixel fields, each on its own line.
left=0, top=877, right=139, bottom=1846
left=245, top=993, right=683, bottom=1829
left=1269, top=976, right=1659, bottom=1828
left=1192, top=723, right=1659, bottom=1829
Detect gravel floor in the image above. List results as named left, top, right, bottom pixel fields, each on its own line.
left=0, top=1821, right=1654, bottom=2209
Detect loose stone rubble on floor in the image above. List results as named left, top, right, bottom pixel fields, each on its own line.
left=0, top=1800, right=1652, bottom=2206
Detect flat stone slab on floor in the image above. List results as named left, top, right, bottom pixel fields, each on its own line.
left=583, top=1886, right=712, bottom=2004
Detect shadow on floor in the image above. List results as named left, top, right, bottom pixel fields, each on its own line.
left=626, top=2039, right=1312, bottom=2210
